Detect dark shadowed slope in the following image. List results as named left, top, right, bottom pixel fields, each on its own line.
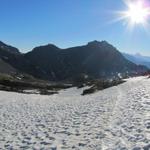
left=0, top=40, right=148, bottom=81
left=0, top=41, right=20, bottom=54
left=0, top=41, right=46, bottom=78
left=0, top=58, right=16, bottom=74
left=25, top=41, right=148, bottom=80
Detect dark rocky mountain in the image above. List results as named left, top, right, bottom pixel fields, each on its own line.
left=25, top=41, right=148, bottom=80
left=0, top=41, right=45, bottom=78
left=0, top=58, right=16, bottom=74
left=25, top=44, right=61, bottom=80
left=0, top=41, right=20, bottom=54
left=0, top=40, right=148, bottom=81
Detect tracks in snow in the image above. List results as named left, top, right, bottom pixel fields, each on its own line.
left=0, top=77, right=149, bottom=150
left=102, top=77, right=150, bottom=149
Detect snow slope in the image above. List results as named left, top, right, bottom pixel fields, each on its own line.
left=0, top=77, right=149, bottom=150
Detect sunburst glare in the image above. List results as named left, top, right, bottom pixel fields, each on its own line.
left=114, top=0, right=150, bottom=30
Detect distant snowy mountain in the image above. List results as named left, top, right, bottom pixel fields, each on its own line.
left=122, top=53, right=150, bottom=68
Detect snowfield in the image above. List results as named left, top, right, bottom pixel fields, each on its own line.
left=0, top=77, right=150, bottom=150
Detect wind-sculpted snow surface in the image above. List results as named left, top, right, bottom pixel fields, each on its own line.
left=0, top=77, right=149, bottom=150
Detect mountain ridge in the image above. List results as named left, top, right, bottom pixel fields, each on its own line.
left=123, top=52, right=150, bottom=68
left=0, top=40, right=148, bottom=81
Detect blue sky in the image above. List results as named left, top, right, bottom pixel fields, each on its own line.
left=0, top=0, right=150, bottom=55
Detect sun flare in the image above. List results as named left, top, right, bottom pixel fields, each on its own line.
left=125, top=0, right=149, bottom=24
left=115, top=0, right=150, bottom=29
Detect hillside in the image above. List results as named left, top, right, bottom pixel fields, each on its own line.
left=0, top=40, right=148, bottom=81
left=0, top=41, right=20, bottom=54
left=0, top=58, right=16, bottom=74
left=0, top=41, right=46, bottom=79
left=25, top=41, right=148, bottom=80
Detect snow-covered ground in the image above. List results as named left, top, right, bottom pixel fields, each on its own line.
left=0, top=77, right=150, bottom=150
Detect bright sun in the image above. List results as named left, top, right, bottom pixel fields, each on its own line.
left=125, top=0, right=149, bottom=24
left=115, top=0, right=150, bottom=29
